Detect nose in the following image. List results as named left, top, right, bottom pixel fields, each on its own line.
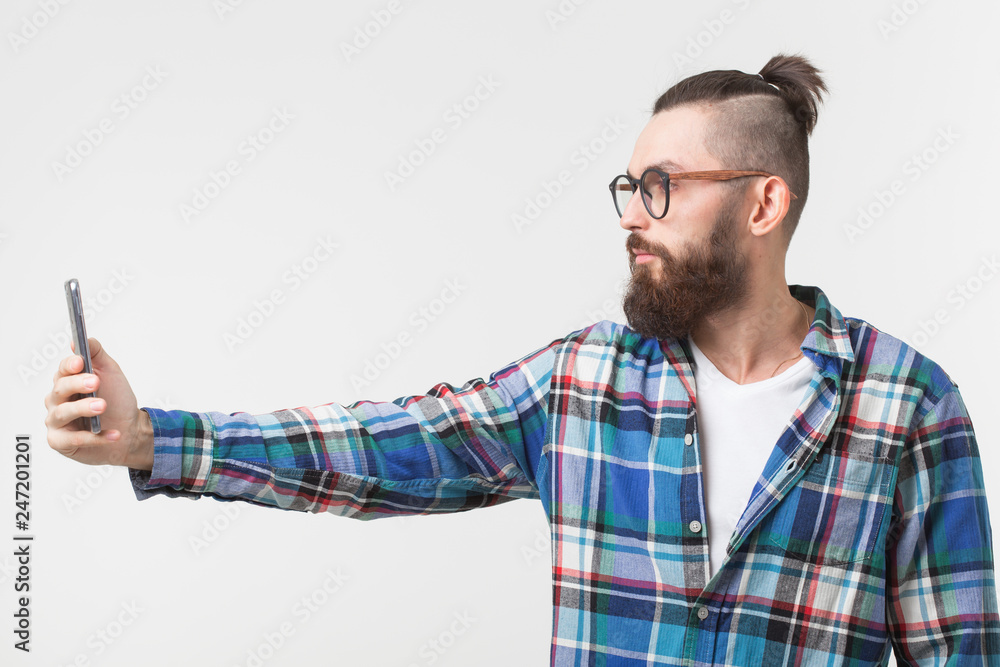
left=618, top=190, right=651, bottom=233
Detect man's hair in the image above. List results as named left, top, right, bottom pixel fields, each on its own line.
left=651, top=53, right=828, bottom=244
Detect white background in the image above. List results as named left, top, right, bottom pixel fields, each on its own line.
left=2, top=1, right=998, bottom=665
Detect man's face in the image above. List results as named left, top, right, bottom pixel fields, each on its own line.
left=619, top=106, right=750, bottom=341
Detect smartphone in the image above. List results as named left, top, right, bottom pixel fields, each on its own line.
left=64, top=278, right=101, bottom=434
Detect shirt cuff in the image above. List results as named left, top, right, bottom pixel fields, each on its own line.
left=126, top=407, right=216, bottom=501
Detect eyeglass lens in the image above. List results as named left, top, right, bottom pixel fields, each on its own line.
left=612, top=171, right=668, bottom=218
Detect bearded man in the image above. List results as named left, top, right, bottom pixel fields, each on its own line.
left=45, top=53, right=999, bottom=665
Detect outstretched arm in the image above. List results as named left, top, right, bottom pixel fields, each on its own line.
left=128, top=370, right=548, bottom=518
left=123, top=333, right=561, bottom=518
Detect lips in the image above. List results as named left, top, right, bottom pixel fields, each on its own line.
left=627, top=236, right=659, bottom=264
left=628, top=238, right=651, bottom=254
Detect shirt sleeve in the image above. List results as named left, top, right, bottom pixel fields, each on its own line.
left=126, top=335, right=559, bottom=519
left=886, top=380, right=1000, bottom=663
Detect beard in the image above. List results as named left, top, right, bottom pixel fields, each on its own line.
left=622, top=192, right=749, bottom=341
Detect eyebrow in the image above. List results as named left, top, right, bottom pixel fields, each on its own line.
left=626, top=159, right=685, bottom=179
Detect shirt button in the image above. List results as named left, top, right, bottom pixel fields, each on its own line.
left=697, top=606, right=709, bottom=620
left=689, top=520, right=702, bottom=533
left=684, top=433, right=693, bottom=446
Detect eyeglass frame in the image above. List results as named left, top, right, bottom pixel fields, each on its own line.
left=609, top=168, right=798, bottom=220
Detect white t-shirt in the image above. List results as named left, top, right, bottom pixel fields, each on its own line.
left=687, top=334, right=815, bottom=579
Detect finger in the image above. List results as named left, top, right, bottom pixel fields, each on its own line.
left=54, top=353, right=84, bottom=382
left=45, top=396, right=101, bottom=431
left=48, top=428, right=123, bottom=464
left=48, top=395, right=105, bottom=431
left=50, top=372, right=98, bottom=405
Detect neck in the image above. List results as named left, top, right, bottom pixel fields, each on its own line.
left=689, top=280, right=812, bottom=385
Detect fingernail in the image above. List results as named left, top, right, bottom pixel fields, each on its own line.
left=84, top=376, right=97, bottom=390
left=90, top=399, right=104, bottom=412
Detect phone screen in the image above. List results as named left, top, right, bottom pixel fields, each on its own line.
left=64, top=278, right=101, bottom=434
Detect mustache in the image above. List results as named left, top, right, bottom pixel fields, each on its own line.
left=625, top=234, right=667, bottom=258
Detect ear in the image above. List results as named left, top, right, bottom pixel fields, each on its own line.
left=746, top=175, right=792, bottom=238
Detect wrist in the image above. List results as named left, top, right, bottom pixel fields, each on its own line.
left=130, top=408, right=155, bottom=471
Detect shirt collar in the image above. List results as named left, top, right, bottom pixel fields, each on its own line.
left=790, top=284, right=854, bottom=365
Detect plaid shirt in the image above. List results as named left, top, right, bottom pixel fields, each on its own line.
left=130, top=284, right=999, bottom=665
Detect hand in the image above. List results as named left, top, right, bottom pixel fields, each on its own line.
left=44, top=337, right=153, bottom=470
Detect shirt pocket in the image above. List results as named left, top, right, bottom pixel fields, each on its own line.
left=767, top=450, right=892, bottom=566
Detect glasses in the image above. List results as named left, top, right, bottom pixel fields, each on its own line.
left=609, top=168, right=798, bottom=219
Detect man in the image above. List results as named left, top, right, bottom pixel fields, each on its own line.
left=45, top=53, right=999, bottom=664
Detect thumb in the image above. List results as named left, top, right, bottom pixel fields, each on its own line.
left=87, top=337, right=117, bottom=371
